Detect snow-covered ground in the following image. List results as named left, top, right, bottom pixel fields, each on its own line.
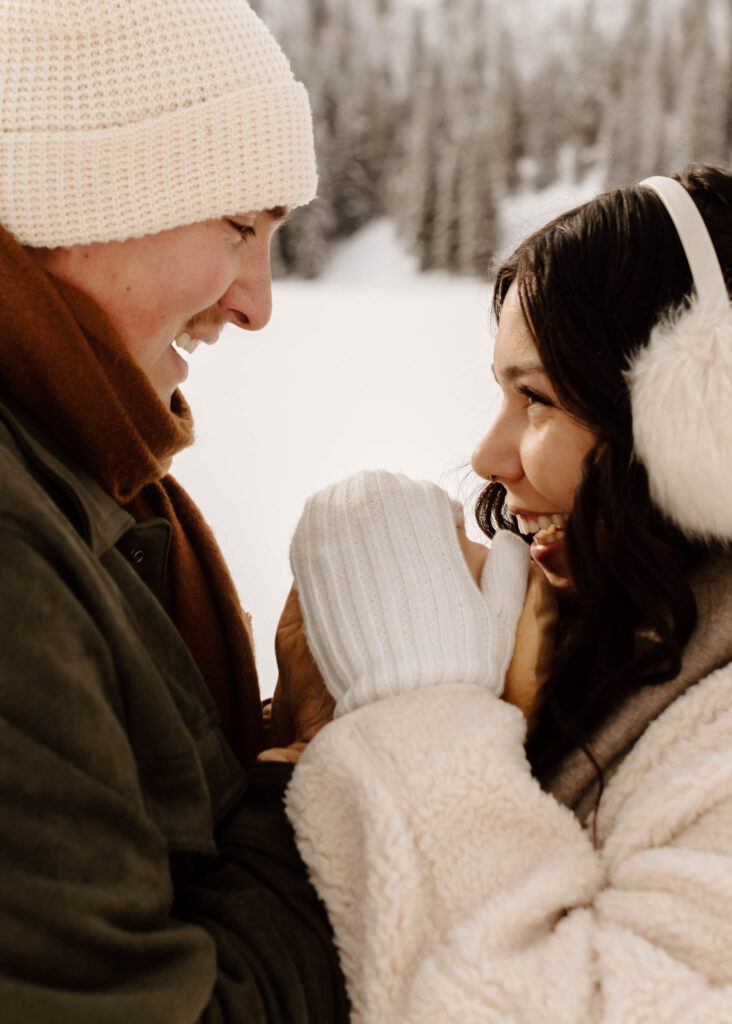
left=173, top=177, right=601, bottom=695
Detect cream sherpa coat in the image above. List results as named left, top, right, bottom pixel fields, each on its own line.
left=286, top=630, right=732, bottom=1022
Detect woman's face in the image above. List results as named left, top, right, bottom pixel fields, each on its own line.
left=471, top=282, right=595, bottom=590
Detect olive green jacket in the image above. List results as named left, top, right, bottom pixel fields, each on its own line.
left=0, top=395, right=348, bottom=1023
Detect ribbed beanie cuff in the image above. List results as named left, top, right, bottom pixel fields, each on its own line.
left=0, top=0, right=318, bottom=246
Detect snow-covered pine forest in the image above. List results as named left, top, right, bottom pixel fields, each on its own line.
left=252, top=0, right=732, bottom=278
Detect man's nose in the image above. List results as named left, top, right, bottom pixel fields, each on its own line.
left=220, top=238, right=274, bottom=331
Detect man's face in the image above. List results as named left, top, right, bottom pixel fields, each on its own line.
left=31, top=209, right=287, bottom=405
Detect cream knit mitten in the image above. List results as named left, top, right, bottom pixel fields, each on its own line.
left=290, top=470, right=530, bottom=716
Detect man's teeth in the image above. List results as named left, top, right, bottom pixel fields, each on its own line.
left=173, top=332, right=202, bottom=355
left=515, top=513, right=567, bottom=536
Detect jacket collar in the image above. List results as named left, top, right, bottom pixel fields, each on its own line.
left=0, top=392, right=133, bottom=555
left=547, top=550, right=732, bottom=821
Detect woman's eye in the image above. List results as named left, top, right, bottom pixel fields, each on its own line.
left=227, top=219, right=256, bottom=239
left=518, top=385, right=553, bottom=408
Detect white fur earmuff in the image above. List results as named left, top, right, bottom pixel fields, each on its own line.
left=627, top=176, right=732, bottom=542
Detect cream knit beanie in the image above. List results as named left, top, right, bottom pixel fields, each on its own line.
left=0, top=0, right=318, bottom=247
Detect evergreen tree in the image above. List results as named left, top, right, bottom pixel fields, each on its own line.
left=394, top=10, right=429, bottom=262
left=524, top=52, right=568, bottom=190
left=672, top=0, right=728, bottom=168
left=568, top=0, right=609, bottom=181
left=602, top=0, right=655, bottom=186
left=414, top=59, right=448, bottom=271
left=493, top=29, right=524, bottom=194
left=636, top=27, right=672, bottom=176
left=457, top=129, right=499, bottom=277
left=453, top=0, right=501, bottom=274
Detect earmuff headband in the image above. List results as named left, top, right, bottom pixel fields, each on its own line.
left=640, top=176, right=727, bottom=305
left=628, top=175, right=732, bottom=542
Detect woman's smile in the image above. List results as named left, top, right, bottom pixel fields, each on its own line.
left=471, top=282, right=595, bottom=589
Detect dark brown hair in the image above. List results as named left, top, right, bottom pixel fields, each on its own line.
left=476, top=163, right=732, bottom=782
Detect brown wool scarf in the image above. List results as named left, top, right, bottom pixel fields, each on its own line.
left=0, top=225, right=263, bottom=766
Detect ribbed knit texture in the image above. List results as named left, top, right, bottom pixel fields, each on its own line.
left=0, top=0, right=317, bottom=246
left=290, top=470, right=530, bottom=716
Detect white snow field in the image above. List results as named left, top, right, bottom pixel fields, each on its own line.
left=173, top=179, right=601, bottom=695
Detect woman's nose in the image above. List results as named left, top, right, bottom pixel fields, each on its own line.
left=471, top=414, right=521, bottom=483
left=471, top=431, right=495, bottom=480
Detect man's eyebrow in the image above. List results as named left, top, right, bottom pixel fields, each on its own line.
left=265, top=205, right=290, bottom=223
left=491, top=363, right=547, bottom=383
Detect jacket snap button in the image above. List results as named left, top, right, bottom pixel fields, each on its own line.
left=130, top=548, right=145, bottom=565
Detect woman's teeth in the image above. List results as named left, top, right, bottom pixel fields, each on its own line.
left=516, top=513, right=568, bottom=537
left=173, top=332, right=202, bottom=355
left=533, top=523, right=566, bottom=545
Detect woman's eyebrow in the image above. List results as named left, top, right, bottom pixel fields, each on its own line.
left=491, top=363, right=547, bottom=382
